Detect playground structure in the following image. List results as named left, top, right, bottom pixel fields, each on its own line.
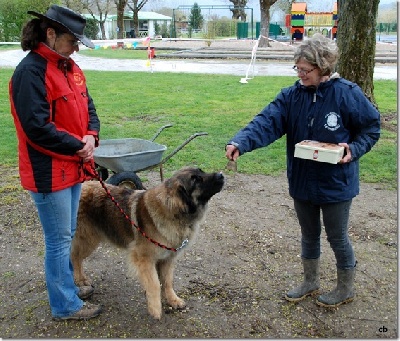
left=170, top=3, right=341, bottom=42
left=289, top=2, right=338, bottom=40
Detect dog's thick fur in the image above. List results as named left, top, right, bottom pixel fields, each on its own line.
left=71, top=167, right=224, bottom=319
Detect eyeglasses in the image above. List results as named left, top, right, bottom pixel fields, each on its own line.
left=71, top=40, right=80, bottom=47
left=292, top=65, right=316, bottom=76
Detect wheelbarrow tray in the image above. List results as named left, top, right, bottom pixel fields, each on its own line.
left=94, top=138, right=167, bottom=173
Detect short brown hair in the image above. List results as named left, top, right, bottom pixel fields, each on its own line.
left=294, top=33, right=339, bottom=76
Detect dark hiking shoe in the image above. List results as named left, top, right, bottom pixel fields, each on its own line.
left=53, top=302, right=102, bottom=321
left=78, top=285, right=94, bottom=300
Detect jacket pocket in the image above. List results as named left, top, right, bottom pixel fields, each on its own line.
left=50, top=89, right=74, bottom=123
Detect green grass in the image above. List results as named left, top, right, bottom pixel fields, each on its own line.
left=79, top=47, right=153, bottom=60
left=1, top=68, right=396, bottom=188
left=0, top=44, right=20, bottom=51
left=79, top=47, right=173, bottom=60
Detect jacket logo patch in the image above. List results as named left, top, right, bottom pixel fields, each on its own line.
left=74, top=73, right=84, bottom=86
left=324, top=112, right=340, bottom=131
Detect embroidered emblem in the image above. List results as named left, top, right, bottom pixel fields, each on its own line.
left=324, top=112, right=340, bottom=131
left=74, top=73, right=84, bottom=86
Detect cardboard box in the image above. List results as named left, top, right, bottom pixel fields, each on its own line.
left=294, top=140, right=344, bottom=164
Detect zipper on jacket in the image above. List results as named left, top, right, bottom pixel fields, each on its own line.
left=313, top=92, right=317, bottom=103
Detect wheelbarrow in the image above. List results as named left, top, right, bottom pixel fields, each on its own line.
left=93, top=124, right=208, bottom=189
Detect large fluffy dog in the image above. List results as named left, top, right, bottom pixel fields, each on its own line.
left=71, top=167, right=224, bottom=319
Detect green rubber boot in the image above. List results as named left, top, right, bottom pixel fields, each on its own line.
left=317, top=267, right=355, bottom=308
left=285, top=258, right=320, bottom=302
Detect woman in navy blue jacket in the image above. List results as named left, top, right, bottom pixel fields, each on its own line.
left=225, top=34, right=380, bottom=308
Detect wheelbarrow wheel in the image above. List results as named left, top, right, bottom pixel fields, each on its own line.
left=95, top=165, right=109, bottom=181
left=106, top=171, right=144, bottom=190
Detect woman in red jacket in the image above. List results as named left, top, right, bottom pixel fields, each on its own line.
left=9, top=5, right=101, bottom=321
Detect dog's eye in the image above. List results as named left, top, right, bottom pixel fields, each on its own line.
left=191, top=175, right=203, bottom=183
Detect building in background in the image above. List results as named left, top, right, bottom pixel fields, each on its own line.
left=84, top=11, right=172, bottom=39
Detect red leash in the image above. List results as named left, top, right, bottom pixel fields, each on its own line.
left=85, top=164, right=188, bottom=252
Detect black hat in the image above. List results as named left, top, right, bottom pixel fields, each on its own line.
left=27, top=5, right=94, bottom=49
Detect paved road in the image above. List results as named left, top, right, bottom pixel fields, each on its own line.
left=0, top=49, right=396, bottom=80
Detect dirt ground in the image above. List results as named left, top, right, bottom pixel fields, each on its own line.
left=1, top=38, right=396, bottom=339
left=0, top=163, right=397, bottom=339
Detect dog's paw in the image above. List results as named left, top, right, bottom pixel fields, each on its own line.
left=148, top=306, right=162, bottom=320
left=168, top=296, right=186, bottom=309
left=147, top=299, right=163, bottom=320
left=75, top=277, right=92, bottom=287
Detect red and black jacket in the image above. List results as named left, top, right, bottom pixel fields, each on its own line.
left=9, top=43, right=100, bottom=193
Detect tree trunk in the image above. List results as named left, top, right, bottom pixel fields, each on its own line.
left=100, top=22, right=106, bottom=40
left=336, top=0, right=379, bottom=104
left=133, top=10, right=139, bottom=35
left=229, top=0, right=248, bottom=21
left=259, top=0, right=278, bottom=47
left=127, top=1, right=149, bottom=38
left=115, top=0, right=128, bottom=39
left=82, top=0, right=112, bottom=40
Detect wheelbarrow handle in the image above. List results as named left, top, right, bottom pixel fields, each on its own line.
left=160, top=132, right=208, bottom=165
left=150, top=124, right=173, bottom=142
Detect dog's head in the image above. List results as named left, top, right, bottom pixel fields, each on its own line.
left=164, top=167, right=224, bottom=215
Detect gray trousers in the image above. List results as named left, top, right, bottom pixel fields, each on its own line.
left=293, top=198, right=356, bottom=269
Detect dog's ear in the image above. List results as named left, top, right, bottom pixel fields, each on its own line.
left=162, top=177, right=197, bottom=215
left=176, top=182, right=197, bottom=214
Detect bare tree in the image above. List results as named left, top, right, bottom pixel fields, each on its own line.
left=114, top=0, right=128, bottom=39
left=336, top=0, right=379, bottom=104
left=228, top=0, right=247, bottom=22
left=272, top=0, right=295, bottom=15
left=82, top=0, right=114, bottom=40
left=127, top=0, right=149, bottom=37
left=259, top=0, right=278, bottom=47
left=62, top=0, right=85, bottom=12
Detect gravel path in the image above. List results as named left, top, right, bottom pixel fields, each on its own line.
left=0, top=39, right=396, bottom=79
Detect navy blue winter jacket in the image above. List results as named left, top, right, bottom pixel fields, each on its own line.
left=228, top=75, right=380, bottom=204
